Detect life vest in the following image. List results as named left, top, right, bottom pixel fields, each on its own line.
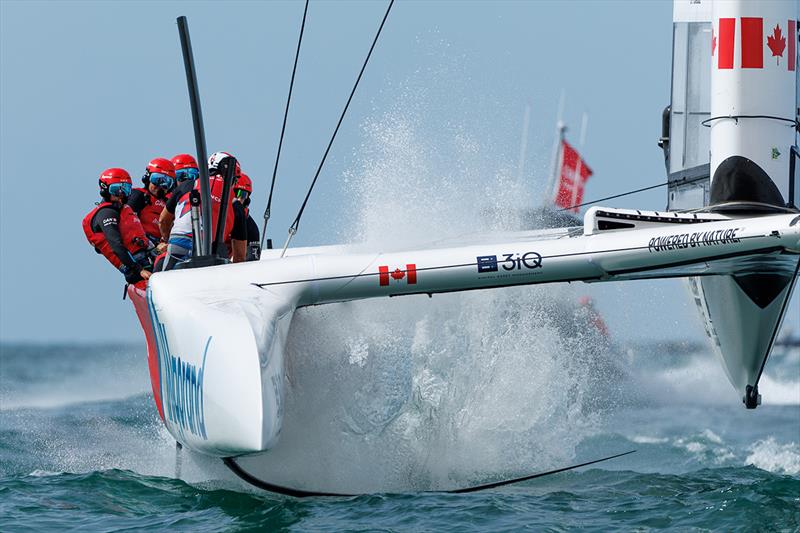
left=132, top=187, right=167, bottom=241
left=82, top=202, right=149, bottom=270
left=209, top=175, right=235, bottom=241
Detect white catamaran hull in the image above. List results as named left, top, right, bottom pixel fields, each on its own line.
left=131, top=210, right=800, bottom=457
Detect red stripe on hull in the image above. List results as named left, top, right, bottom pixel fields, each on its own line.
left=127, top=285, right=164, bottom=421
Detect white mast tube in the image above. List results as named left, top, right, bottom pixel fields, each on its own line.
left=710, top=0, right=798, bottom=207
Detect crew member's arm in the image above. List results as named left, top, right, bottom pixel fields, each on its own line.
left=158, top=209, right=174, bottom=242
left=231, top=202, right=248, bottom=263
left=160, top=181, right=190, bottom=239
left=95, top=207, right=149, bottom=278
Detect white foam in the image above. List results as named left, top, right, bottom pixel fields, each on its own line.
left=758, top=373, right=800, bottom=406
left=672, top=430, right=735, bottom=464
left=702, top=429, right=723, bottom=444
left=28, top=469, right=62, bottom=477
left=630, top=435, right=669, bottom=444
left=233, top=96, right=617, bottom=493
left=746, top=437, right=800, bottom=475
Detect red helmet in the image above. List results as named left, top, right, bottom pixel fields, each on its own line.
left=208, top=151, right=241, bottom=177
left=146, top=157, right=176, bottom=178
left=99, top=168, right=133, bottom=197
left=171, top=153, right=198, bottom=171
left=236, top=173, right=253, bottom=193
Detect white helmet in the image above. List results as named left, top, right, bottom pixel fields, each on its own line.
left=208, top=151, right=235, bottom=175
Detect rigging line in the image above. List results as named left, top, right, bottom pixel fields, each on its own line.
left=281, top=0, right=395, bottom=257
left=753, top=256, right=800, bottom=390
left=261, top=0, right=309, bottom=249
left=222, top=449, right=636, bottom=498
left=558, top=175, right=708, bottom=212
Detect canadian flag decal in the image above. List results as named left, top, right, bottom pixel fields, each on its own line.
left=379, top=264, right=417, bottom=286
left=741, top=17, right=763, bottom=69
left=716, top=17, right=797, bottom=71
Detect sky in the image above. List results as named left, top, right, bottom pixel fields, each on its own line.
left=0, top=0, right=797, bottom=343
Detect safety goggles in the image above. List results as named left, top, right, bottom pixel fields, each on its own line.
left=108, top=182, right=132, bottom=197
left=175, top=167, right=199, bottom=182
left=234, top=189, right=250, bottom=201
left=149, top=172, right=175, bottom=190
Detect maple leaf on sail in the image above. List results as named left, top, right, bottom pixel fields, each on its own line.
left=767, top=24, right=786, bottom=65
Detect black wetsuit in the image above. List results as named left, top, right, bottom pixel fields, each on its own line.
left=245, top=214, right=261, bottom=261
left=126, top=188, right=149, bottom=214
left=91, top=205, right=146, bottom=283
left=165, top=180, right=194, bottom=215
left=231, top=201, right=248, bottom=242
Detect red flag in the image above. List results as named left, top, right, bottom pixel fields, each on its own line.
left=379, top=264, right=417, bottom=286
left=741, top=17, right=764, bottom=68
left=718, top=18, right=735, bottom=69
left=554, top=140, right=592, bottom=213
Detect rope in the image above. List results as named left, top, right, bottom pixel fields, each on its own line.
left=558, top=175, right=708, bottom=212
left=700, top=114, right=799, bottom=131
left=261, top=0, right=309, bottom=249
left=281, top=0, right=395, bottom=256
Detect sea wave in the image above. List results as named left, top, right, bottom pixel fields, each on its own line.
left=2, top=466, right=799, bottom=532
left=746, top=437, right=800, bottom=476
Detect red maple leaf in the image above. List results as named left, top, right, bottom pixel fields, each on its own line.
left=391, top=268, right=405, bottom=280
left=767, top=24, right=786, bottom=65
left=711, top=26, right=716, bottom=56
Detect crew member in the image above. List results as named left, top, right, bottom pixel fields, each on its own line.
left=162, top=151, right=247, bottom=270
left=127, top=157, right=176, bottom=250
left=82, top=168, right=153, bottom=286
left=234, top=172, right=261, bottom=261
left=159, top=153, right=199, bottom=240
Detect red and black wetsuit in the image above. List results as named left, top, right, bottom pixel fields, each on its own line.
left=128, top=187, right=167, bottom=243
left=82, top=202, right=151, bottom=284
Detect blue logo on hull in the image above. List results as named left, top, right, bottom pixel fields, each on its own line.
left=148, top=294, right=209, bottom=441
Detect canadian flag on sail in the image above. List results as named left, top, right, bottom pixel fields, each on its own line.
left=553, top=139, right=593, bottom=213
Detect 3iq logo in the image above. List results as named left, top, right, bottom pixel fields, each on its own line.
left=477, top=252, right=542, bottom=273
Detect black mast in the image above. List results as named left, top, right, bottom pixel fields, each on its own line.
left=177, top=15, right=212, bottom=257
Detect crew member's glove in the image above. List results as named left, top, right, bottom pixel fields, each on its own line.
left=132, top=250, right=154, bottom=272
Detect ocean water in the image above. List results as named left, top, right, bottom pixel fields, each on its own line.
left=1, top=333, right=799, bottom=532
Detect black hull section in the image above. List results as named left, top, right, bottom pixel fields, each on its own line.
left=711, top=156, right=786, bottom=207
